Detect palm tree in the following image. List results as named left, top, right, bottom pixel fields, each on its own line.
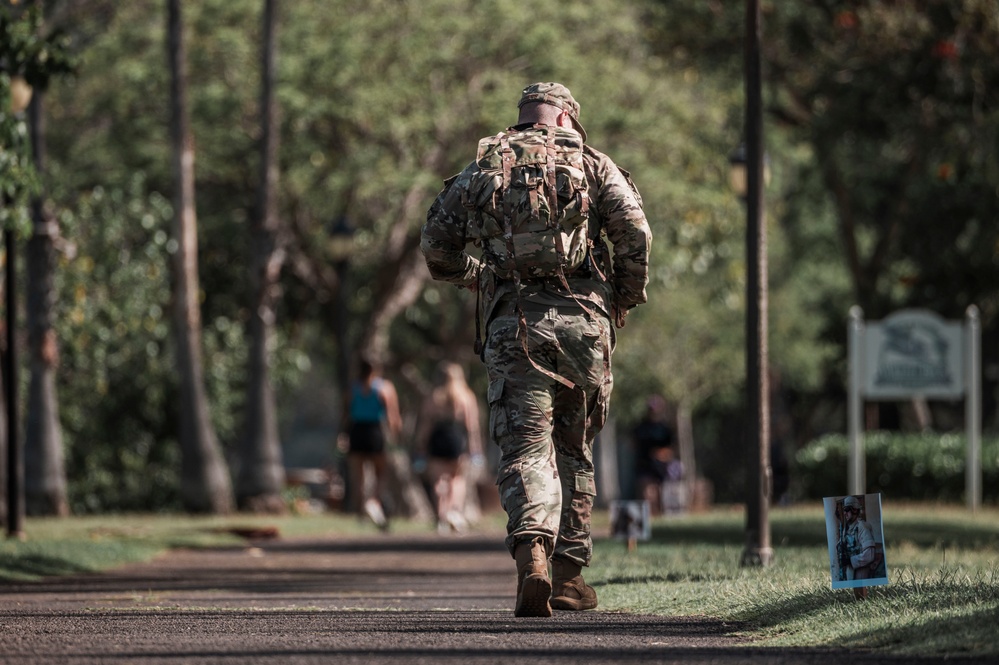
left=166, top=0, right=234, bottom=513
left=236, top=0, right=286, bottom=512
left=25, top=86, right=68, bottom=517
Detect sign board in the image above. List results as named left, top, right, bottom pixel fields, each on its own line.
left=863, top=309, right=964, bottom=400
left=848, top=306, right=982, bottom=510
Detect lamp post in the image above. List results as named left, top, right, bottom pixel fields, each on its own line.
left=327, top=215, right=356, bottom=398
left=5, top=75, right=32, bottom=540
left=733, top=0, right=773, bottom=568
left=9, top=76, right=33, bottom=115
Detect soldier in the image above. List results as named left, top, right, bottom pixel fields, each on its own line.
left=838, top=495, right=877, bottom=581
left=421, top=82, right=651, bottom=617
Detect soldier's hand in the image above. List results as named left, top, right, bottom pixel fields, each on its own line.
left=614, top=305, right=629, bottom=329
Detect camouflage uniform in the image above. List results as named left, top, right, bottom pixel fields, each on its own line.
left=421, top=84, right=650, bottom=569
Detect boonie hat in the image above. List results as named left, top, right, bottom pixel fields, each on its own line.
left=518, top=82, right=587, bottom=142
left=843, top=496, right=862, bottom=510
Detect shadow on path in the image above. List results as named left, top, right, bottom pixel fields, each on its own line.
left=0, top=532, right=993, bottom=665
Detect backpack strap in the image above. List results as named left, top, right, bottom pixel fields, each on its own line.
left=544, top=127, right=562, bottom=254
left=545, top=127, right=596, bottom=319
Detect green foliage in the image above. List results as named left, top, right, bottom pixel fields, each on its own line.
left=0, top=95, right=36, bottom=234
left=0, top=4, right=73, bottom=233
left=275, top=0, right=790, bottom=423
left=0, top=3, right=73, bottom=228
left=0, top=5, right=74, bottom=89
left=792, top=431, right=999, bottom=502
left=52, top=174, right=311, bottom=512
left=34, top=0, right=998, bottom=514
left=769, top=0, right=999, bottom=321
left=55, top=176, right=182, bottom=513
left=643, top=0, right=999, bottom=463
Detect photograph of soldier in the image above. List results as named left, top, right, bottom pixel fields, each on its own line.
left=610, top=500, right=651, bottom=542
left=824, top=493, right=889, bottom=590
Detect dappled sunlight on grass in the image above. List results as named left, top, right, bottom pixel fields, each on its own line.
left=1, top=511, right=443, bottom=582
left=589, top=504, right=999, bottom=656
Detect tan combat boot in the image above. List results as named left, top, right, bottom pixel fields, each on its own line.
left=513, top=537, right=552, bottom=617
left=551, top=556, right=598, bottom=611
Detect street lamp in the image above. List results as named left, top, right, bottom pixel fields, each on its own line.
left=728, top=144, right=748, bottom=199
left=735, top=0, right=773, bottom=568
left=729, top=142, right=773, bottom=568
left=8, top=76, right=32, bottom=115
left=327, top=215, right=356, bottom=263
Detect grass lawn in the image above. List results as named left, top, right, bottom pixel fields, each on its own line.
left=591, top=503, right=999, bottom=657
left=1, top=503, right=996, bottom=657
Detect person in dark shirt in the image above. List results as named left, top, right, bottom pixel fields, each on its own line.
left=632, top=395, right=681, bottom=514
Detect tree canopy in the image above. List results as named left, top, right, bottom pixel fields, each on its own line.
left=1, top=0, right=994, bottom=510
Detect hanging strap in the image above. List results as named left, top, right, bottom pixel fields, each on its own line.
left=473, top=265, right=484, bottom=359
left=539, top=128, right=598, bottom=322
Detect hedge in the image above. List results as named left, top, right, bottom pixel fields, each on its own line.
left=791, top=431, right=999, bottom=503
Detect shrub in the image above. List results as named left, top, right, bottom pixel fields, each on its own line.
left=791, top=431, right=999, bottom=503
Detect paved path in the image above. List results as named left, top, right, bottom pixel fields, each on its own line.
left=0, top=531, right=987, bottom=664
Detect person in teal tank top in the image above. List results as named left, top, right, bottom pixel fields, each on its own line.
left=342, top=358, right=401, bottom=529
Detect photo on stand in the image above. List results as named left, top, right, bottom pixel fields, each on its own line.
left=610, top=500, right=651, bottom=541
left=824, top=493, right=889, bottom=590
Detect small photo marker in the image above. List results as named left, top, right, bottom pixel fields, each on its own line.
left=824, top=493, right=889, bottom=594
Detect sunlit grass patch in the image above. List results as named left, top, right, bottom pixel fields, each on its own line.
left=590, top=504, right=999, bottom=656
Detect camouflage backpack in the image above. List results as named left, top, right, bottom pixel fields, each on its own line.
left=462, top=124, right=590, bottom=281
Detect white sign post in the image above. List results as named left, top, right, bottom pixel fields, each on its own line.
left=847, top=307, right=981, bottom=511
left=965, top=307, right=982, bottom=511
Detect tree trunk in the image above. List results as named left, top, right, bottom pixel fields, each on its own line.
left=0, top=336, right=6, bottom=526
left=355, top=151, right=443, bottom=364
left=24, top=89, right=68, bottom=516
left=167, top=0, right=233, bottom=514
left=237, top=0, right=286, bottom=513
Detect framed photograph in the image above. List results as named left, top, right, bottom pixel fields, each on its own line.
left=824, top=493, right=889, bottom=590
left=610, top=500, right=651, bottom=541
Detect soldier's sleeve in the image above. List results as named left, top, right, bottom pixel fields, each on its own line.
left=850, top=522, right=877, bottom=568
left=585, top=147, right=651, bottom=310
left=420, top=163, right=482, bottom=288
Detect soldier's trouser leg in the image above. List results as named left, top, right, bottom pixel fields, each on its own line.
left=552, top=313, right=612, bottom=567
left=484, top=307, right=612, bottom=563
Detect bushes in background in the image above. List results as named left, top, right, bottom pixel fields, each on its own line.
left=791, top=431, right=999, bottom=503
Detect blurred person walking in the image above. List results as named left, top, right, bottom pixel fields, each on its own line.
left=414, top=361, right=484, bottom=534
left=341, top=357, right=402, bottom=530
left=632, top=395, right=684, bottom=514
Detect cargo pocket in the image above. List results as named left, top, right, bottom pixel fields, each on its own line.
left=574, top=473, right=596, bottom=498
left=587, top=369, right=613, bottom=435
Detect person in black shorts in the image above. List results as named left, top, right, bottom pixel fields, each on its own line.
left=341, top=358, right=401, bottom=528
left=414, top=362, right=483, bottom=533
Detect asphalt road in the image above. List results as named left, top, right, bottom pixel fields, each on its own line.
left=0, top=530, right=989, bottom=664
